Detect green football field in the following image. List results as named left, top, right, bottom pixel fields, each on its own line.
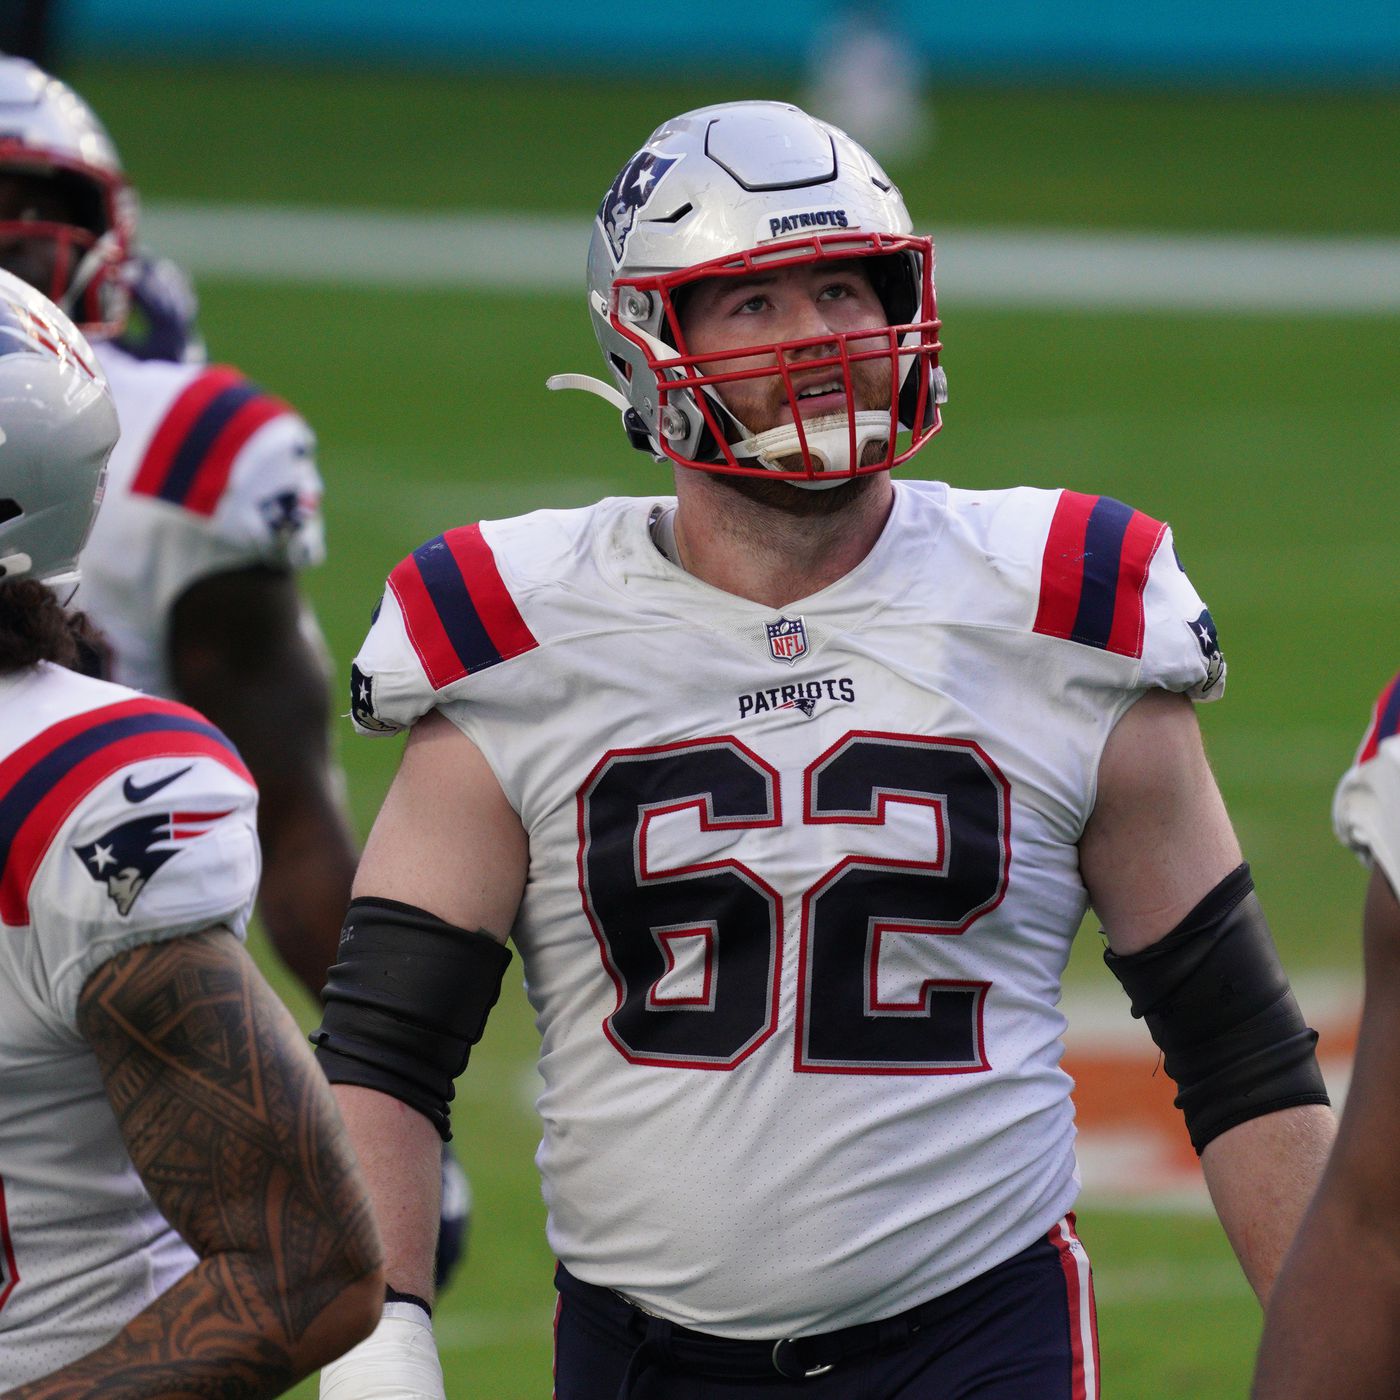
left=67, top=61, right=1400, bottom=1396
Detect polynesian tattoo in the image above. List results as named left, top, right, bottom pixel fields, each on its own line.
left=11, top=927, right=380, bottom=1399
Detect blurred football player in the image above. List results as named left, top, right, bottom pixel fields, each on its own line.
left=0, top=57, right=470, bottom=1288
left=0, top=55, right=353, bottom=1003
left=0, top=267, right=382, bottom=1396
left=1252, top=674, right=1400, bottom=1399
left=316, top=102, right=1334, bottom=1398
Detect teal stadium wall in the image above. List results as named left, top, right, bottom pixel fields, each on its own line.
left=69, top=0, right=1400, bottom=83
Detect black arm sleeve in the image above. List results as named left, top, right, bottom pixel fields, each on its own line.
left=1104, top=863, right=1330, bottom=1154
left=310, top=896, right=513, bottom=1141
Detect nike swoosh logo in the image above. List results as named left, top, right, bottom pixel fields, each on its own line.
left=122, top=765, right=193, bottom=804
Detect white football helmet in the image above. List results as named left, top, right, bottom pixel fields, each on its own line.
left=0, top=57, right=136, bottom=337
left=550, top=100, right=946, bottom=486
left=0, top=267, right=119, bottom=595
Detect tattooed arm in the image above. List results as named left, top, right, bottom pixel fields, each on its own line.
left=10, top=927, right=384, bottom=1400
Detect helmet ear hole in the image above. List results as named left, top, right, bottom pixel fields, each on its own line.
left=866, top=252, right=919, bottom=326
left=0, top=500, right=20, bottom=525
left=898, top=362, right=942, bottom=433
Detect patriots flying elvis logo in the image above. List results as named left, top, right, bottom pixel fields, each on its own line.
left=598, top=150, right=677, bottom=264
left=74, top=808, right=233, bottom=916
left=259, top=488, right=317, bottom=543
left=349, top=662, right=397, bottom=734
left=1191, top=607, right=1226, bottom=691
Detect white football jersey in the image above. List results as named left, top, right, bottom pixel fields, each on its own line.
left=351, top=479, right=1225, bottom=1339
left=76, top=340, right=326, bottom=696
left=1334, top=672, right=1400, bottom=892
left=0, top=662, right=259, bottom=1388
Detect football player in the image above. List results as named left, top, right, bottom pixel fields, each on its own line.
left=0, top=57, right=472, bottom=1288
left=1251, top=674, right=1400, bottom=1399
left=316, top=102, right=1334, bottom=1398
left=0, top=55, right=353, bottom=1003
left=0, top=267, right=383, bottom=1395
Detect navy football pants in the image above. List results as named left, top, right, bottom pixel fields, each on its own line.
left=552, top=1215, right=1098, bottom=1399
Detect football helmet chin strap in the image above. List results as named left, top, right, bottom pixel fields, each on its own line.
left=546, top=374, right=887, bottom=491
left=733, top=409, right=893, bottom=490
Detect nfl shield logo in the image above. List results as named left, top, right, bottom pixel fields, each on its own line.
left=766, top=616, right=808, bottom=666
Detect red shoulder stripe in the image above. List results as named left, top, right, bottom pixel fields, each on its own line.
left=131, top=365, right=293, bottom=517
left=1033, top=490, right=1097, bottom=641
left=0, top=698, right=251, bottom=925
left=131, top=367, right=244, bottom=498
left=387, top=525, right=537, bottom=690
left=1360, top=672, right=1400, bottom=765
left=1105, top=509, right=1169, bottom=659
left=182, top=392, right=293, bottom=516
left=442, top=525, right=537, bottom=665
left=1034, top=491, right=1167, bottom=659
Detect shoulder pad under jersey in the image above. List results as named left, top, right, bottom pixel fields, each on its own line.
left=1334, top=671, right=1400, bottom=892
left=350, top=523, right=540, bottom=736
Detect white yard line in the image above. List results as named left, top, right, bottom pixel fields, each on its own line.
left=143, top=203, right=1400, bottom=312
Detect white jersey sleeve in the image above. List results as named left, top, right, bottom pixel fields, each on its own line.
left=206, top=404, right=326, bottom=572
left=80, top=346, right=327, bottom=695
left=1333, top=673, right=1400, bottom=893
left=1018, top=486, right=1225, bottom=701
left=349, top=521, right=542, bottom=737
left=1139, top=526, right=1226, bottom=700
left=19, top=704, right=260, bottom=1029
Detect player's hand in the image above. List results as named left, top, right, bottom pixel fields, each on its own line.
left=319, top=1305, right=446, bottom=1400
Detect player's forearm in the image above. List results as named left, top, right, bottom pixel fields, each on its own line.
left=74, top=930, right=386, bottom=1379
left=8, top=1252, right=383, bottom=1399
left=333, top=1084, right=444, bottom=1303
left=1252, top=1185, right=1400, bottom=1398
left=1201, top=1102, right=1336, bottom=1302
left=256, top=774, right=359, bottom=999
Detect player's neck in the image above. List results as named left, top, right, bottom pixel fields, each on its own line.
left=671, top=470, right=895, bottom=610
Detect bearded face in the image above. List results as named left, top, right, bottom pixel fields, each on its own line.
left=677, top=259, right=896, bottom=470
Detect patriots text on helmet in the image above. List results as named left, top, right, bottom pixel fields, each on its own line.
left=765, top=209, right=851, bottom=240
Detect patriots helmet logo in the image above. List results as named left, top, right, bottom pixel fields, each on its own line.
left=598, top=150, right=677, bottom=264
left=74, top=809, right=233, bottom=916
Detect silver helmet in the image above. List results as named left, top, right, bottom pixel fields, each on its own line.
left=0, top=268, right=118, bottom=594
left=550, top=100, right=946, bottom=486
left=0, top=57, right=136, bottom=337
